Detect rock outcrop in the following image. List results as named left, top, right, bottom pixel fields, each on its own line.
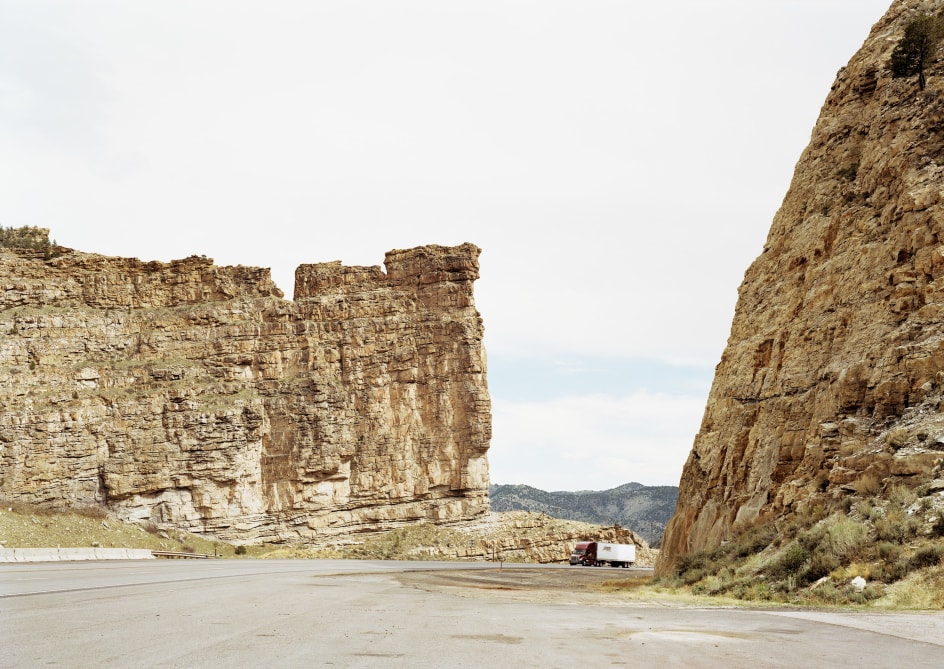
left=439, top=512, right=653, bottom=566
left=306, top=512, right=655, bottom=566
left=660, top=0, right=944, bottom=572
left=0, top=238, right=491, bottom=543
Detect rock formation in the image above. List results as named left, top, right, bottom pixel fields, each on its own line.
left=0, top=237, right=490, bottom=543
left=454, top=512, right=654, bottom=566
left=333, top=512, right=655, bottom=567
left=660, top=0, right=944, bottom=572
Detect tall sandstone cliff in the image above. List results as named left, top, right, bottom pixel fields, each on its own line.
left=660, top=0, right=944, bottom=572
left=0, top=240, right=490, bottom=544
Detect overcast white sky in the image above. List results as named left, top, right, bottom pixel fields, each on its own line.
left=1, top=1, right=893, bottom=490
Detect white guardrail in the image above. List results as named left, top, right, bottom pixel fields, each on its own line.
left=0, top=547, right=156, bottom=562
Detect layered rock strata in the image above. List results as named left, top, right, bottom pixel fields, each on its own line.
left=453, top=513, right=654, bottom=567
left=0, top=240, right=490, bottom=543
left=660, top=0, right=944, bottom=571
left=317, top=512, right=653, bottom=566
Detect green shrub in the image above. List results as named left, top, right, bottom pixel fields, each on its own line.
left=730, top=583, right=748, bottom=600
left=709, top=524, right=777, bottom=560
left=804, top=550, right=840, bottom=583
left=874, top=508, right=918, bottom=543
left=682, top=569, right=706, bottom=585
left=767, top=542, right=810, bottom=579
left=929, top=514, right=944, bottom=537
left=855, top=498, right=875, bottom=519
left=874, top=558, right=910, bottom=584
left=790, top=513, right=871, bottom=585
left=877, top=541, right=903, bottom=561
left=909, top=545, right=944, bottom=570
left=676, top=550, right=708, bottom=571
left=703, top=569, right=735, bottom=595
left=845, top=583, right=885, bottom=605
left=0, top=225, right=52, bottom=250
left=798, top=524, right=824, bottom=553
left=813, top=580, right=842, bottom=604
left=748, top=582, right=773, bottom=601
left=730, top=581, right=773, bottom=601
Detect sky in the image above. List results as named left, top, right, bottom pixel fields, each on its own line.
left=1, top=0, right=895, bottom=491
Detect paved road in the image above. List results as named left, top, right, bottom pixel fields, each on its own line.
left=2, top=560, right=943, bottom=668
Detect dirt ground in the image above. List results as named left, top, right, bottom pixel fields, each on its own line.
left=396, top=565, right=654, bottom=605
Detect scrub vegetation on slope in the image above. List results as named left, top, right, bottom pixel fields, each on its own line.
left=655, top=482, right=944, bottom=608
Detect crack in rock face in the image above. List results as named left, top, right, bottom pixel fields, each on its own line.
left=0, top=241, right=491, bottom=544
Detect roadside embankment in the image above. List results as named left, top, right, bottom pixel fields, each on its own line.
left=0, top=547, right=155, bottom=562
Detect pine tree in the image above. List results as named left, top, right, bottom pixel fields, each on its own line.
left=889, top=13, right=944, bottom=91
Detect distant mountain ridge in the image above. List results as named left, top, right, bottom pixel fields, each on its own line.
left=489, top=482, right=678, bottom=546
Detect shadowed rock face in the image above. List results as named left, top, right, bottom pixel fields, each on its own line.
left=659, top=0, right=944, bottom=573
left=0, top=241, right=490, bottom=543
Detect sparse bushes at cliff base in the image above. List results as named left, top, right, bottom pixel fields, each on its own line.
left=657, top=490, right=944, bottom=608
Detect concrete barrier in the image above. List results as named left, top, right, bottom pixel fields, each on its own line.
left=151, top=550, right=210, bottom=559
left=0, top=548, right=155, bottom=562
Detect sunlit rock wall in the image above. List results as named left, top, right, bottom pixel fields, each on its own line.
left=0, top=241, right=490, bottom=543
left=660, top=0, right=944, bottom=572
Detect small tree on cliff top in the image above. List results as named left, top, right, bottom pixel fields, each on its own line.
left=0, top=225, right=51, bottom=250
left=889, top=13, right=944, bottom=90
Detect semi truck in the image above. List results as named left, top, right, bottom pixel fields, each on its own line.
left=569, top=541, right=635, bottom=567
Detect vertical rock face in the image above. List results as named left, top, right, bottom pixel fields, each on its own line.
left=660, top=0, right=944, bottom=571
left=0, top=241, right=490, bottom=543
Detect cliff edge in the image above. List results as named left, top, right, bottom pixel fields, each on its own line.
left=0, top=237, right=490, bottom=544
left=660, top=0, right=944, bottom=572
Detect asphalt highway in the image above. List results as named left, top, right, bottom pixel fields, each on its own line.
left=2, top=560, right=943, bottom=667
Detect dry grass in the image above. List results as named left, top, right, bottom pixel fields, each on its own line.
left=854, top=473, right=882, bottom=496
left=597, top=576, right=653, bottom=592
left=876, top=566, right=944, bottom=608
left=0, top=502, right=234, bottom=557
left=885, top=428, right=910, bottom=450
left=887, top=484, right=918, bottom=508
left=659, top=498, right=944, bottom=609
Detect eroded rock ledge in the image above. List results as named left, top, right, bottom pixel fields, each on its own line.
left=0, top=240, right=490, bottom=544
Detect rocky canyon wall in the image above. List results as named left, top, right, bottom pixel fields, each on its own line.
left=0, top=240, right=490, bottom=544
left=660, top=0, right=944, bottom=571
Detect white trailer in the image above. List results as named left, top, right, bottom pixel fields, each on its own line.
left=571, top=541, right=636, bottom=567
left=595, top=542, right=635, bottom=567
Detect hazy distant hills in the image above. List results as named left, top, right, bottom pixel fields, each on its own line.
left=489, top=482, right=678, bottom=546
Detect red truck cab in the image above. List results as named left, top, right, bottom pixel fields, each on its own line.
left=569, top=541, right=592, bottom=565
